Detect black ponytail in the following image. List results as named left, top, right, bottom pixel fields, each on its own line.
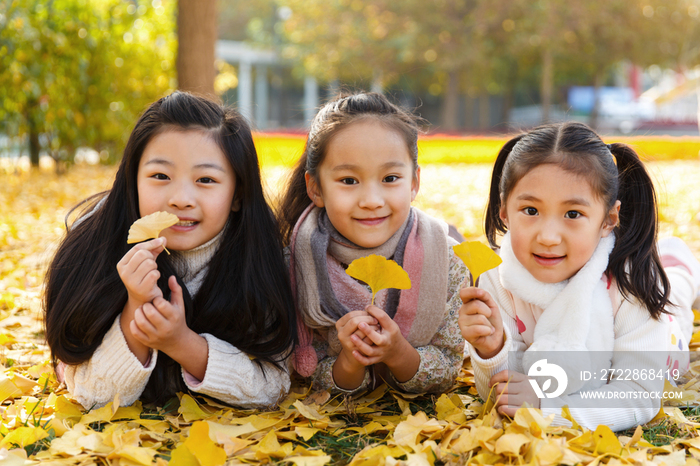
left=608, top=143, right=670, bottom=318
left=485, top=135, right=525, bottom=248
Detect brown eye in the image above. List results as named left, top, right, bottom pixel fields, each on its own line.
left=565, top=211, right=581, bottom=219
left=524, top=207, right=537, bottom=216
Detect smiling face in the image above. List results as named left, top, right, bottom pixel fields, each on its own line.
left=306, top=119, right=419, bottom=248
left=500, top=164, right=620, bottom=283
left=137, top=129, right=237, bottom=251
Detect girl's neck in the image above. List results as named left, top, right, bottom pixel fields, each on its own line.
left=171, top=227, right=225, bottom=290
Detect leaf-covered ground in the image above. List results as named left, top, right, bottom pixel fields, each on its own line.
left=1, top=162, right=700, bottom=465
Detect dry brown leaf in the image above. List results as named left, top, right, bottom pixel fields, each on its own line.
left=127, top=211, right=178, bottom=244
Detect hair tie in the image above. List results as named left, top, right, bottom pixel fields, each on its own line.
left=606, top=143, right=613, bottom=150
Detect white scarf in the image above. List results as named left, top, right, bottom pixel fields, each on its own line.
left=499, top=232, right=616, bottom=395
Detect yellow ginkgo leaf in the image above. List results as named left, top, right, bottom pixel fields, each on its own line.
left=184, top=421, right=227, bottom=466
left=127, top=211, right=178, bottom=244
left=453, top=241, right=502, bottom=286
left=345, top=255, right=411, bottom=305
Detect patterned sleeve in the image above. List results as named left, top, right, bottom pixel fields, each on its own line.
left=391, top=248, right=469, bottom=393
left=311, top=334, right=372, bottom=394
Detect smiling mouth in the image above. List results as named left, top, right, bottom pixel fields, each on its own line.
left=355, top=216, right=388, bottom=226
left=175, top=220, right=198, bottom=227
left=533, top=254, right=565, bottom=265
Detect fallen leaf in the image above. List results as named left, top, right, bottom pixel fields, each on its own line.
left=184, top=421, right=227, bottom=466
left=169, top=443, right=199, bottom=466
left=286, top=455, right=332, bottom=466
left=453, top=241, right=502, bottom=285
left=494, top=433, right=530, bottom=456
left=0, top=426, right=48, bottom=448
left=179, top=394, right=212, bottom=422
left=127, top=211, right=178, bottom=245
left=293, top=400, right=326, bottom=421
left=346, top=255, right=411, bottom=304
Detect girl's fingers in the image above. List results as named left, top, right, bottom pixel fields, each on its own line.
left=489, top=370, right=513, bottom=387
left=133, top=305, right=159, bottom=334
left=462, top=325, right=495, bottom=341
left=350, top=333, right=380, bottom=356
left=459, top=286, right=486, bottom=303
left=134, top=303, right=162, bottom=335
left=130, top=320, right=151, bottom=344
left=141, top=302, right=168, bottom=328
left=337, top=316, right=378, bottom=336
left=168, top=276, right=184, bottom=308
left=336, top=310, right=373, bottom=328
left=364, top=305, right=394, bottom=330
left=460, top=300, right=491, bottom=318
left=120, top=238, right=165, bottom=266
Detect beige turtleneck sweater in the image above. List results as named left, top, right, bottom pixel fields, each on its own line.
left=63, top=232, right=291, bottom=409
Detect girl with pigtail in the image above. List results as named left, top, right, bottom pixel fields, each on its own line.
left=279, top=92, right=468, bottom=395
left=460, top=122, right=699, bottom=431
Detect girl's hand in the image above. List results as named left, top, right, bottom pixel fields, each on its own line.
left=459, top=287, right=504, bottom=359
left=350, top=305, right=420, bottom=382
left=130, top=275, right=189, bottom=354
left=117, top=238, right=166, bottom=306
left=489, top=370, right=540, bottom=417
left=335, top=310, right=379, bottom=367
left=333, top=310, right=379, bottom=390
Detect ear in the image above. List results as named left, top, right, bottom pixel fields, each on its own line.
left=305, top=172, right=324, bottom=208
left=601, top=200, right=621, bottom=237
left=411, top=166, right=421, bottom=202
left=499, top=195, right=509, bottom=229
left=231, top=196, right=241, bottom=212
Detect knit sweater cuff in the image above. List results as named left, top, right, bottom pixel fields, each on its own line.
left=100, top=315, right=159, bottom=375
left=181, top=333, right=291, bottom=408
left=468, top=326, right=512, bottom=373
left=67, top=314, right=158, bottom=408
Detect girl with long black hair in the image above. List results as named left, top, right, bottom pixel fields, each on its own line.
left=44, top=91, right=296, bottom=408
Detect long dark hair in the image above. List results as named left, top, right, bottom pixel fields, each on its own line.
left=485, top=121, right=669, bottom=319
left=278, top=92, right=422, bottom=245
left=44, top=92, right=296, bottom=404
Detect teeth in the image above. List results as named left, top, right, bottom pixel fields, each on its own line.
left=176, top=221, right=196, bottom=226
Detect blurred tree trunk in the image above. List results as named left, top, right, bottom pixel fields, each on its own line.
left=177, top=0, right=217, bottom=97
left=26, top=105, right=40, bottom=168
left=479, top=94, right=490, bottom=130
left=588, top=71, right=604, bottom=130
left=440, top=71, right=460, bottom=130
left=540, top=46, right=553, bottom=123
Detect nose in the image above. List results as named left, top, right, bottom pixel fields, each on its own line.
left=168, top=183, right=195, bottom=210
left=358, top=183, right=385, bottom=210
left=536, top=219, right=562, bottom=247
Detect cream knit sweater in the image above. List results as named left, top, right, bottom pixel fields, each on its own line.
left=468, top=265, right=683, bottom=432
left=63, top=233, right=291, bottom=409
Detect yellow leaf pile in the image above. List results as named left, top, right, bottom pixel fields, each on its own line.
left=453, top=241, right=503, bottom=286
left=3, top=164, right=700, bottom=465
left=346, top=254, right=411, bottom=305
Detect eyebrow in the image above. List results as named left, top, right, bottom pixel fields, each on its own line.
left=330, top=161, right=407, bottom=172
left=143, top=158, right=226, bottom=172
left=515, top=193, right=591, bottom=207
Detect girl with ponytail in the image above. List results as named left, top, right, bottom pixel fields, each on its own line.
left=280, top=92, right=468, bottom=395
left=460, top=121, right=699, bottom=430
